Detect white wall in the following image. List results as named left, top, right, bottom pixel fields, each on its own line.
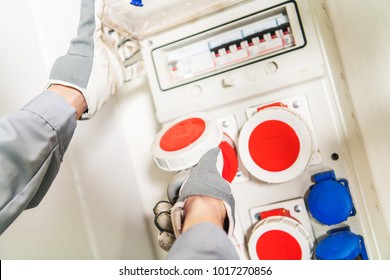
left=0, top=0, right=155, bottom=259
left=325, top=0, right=390, bottom=237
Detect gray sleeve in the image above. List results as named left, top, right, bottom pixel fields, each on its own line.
left=167, top=222, right=240, bottom=260
left=0, top=91, right=77, bottom=234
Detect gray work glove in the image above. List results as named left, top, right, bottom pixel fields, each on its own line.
left=153, top=147, right=235, bottom=251
left=49, top=0, right=143, bottom=119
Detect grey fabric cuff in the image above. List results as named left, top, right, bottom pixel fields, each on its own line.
left=167, top=222, right=240, bottom=260
left=49, top=55, right=93, bottom=90
left=48, top=0, right=95, bottom=90
left=22, top=91, right=77, bottom=160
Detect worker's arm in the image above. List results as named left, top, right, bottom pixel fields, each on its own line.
left=0, top=88, right=81, bottom=234
left=0, top=0, right=140, bottom=234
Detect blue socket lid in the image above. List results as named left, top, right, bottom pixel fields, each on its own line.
left=130, top=0, right=144, bottom=7
left=316, top=230, right=362, bottom=260
left=308, top=179, right=353, bottom=225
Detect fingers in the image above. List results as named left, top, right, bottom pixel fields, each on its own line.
left=123, top=61, right=145, bottom=81
left=158, top=231, right=175, bottom=252
left=153, top=201, right=172, bottom=215
left=119, top=40, right=140, bottom=61
left=153, top=200, right=176, bottom=252
left=102, top=27, right=143, bottom=82
left=155, top=211, right=173, bottom=233
left=153, top=201, right=173, bottom=233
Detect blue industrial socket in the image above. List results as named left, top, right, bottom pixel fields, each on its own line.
left=307, top=170, right=356, bottom=225
left=130, top=0, right=144, bottom=7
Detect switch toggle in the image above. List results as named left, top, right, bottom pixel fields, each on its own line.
left=222, top=74, right=237, bottom=87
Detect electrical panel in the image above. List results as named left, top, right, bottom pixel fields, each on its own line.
left=142, top=0, right=390, bottom=259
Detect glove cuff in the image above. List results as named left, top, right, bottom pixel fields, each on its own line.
left=171, top=201, right=185, bottom=237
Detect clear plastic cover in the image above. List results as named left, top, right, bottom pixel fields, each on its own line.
left=151, top=2, right=306, bottom=89
left=102, top=0, right=246, bottom=40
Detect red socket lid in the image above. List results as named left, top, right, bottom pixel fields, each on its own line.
left=238, top=107, right=313, bottom=183
left=152, top=113, right=223, bottom=172
left=160, top=118, right=206, bottom=151
left=248, top=216, right=313, bottom=260
left=256, top=230, right=302, bottom=260
left=219, top=140, right=238, bottom=183
left=248, top=120, right=300, bottom=172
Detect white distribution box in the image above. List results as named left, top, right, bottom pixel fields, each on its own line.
left=140, top=0, right=390, bottom=259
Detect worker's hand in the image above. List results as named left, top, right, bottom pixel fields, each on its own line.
left=153, top=200, right=175, bottom=251
left=153, top=169, right=192, bottom=251
left=153, top=148, right=235, bottom=251
left=49, top=0, right=143, bottom=119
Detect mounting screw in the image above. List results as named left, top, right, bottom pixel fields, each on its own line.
left=222, top=120, right=230, bottom=128
left=294, top=205, right=302, bottom=213
left=292, top=100, right=300, bottom=108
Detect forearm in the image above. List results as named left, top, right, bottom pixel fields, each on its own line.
left=0, top=91, right=77, bottom=234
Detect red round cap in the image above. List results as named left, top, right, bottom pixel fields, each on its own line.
left=152, top=113, right=223, bottom=172
left=256, top=230, right=302, bottom=260
left=238, top=107, right=314, bottom=183
left=160, top=118, right=206, bottom=151
left=248, top=120, right=300, bottom=172
left=247, top=215, right=314, bottom=260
